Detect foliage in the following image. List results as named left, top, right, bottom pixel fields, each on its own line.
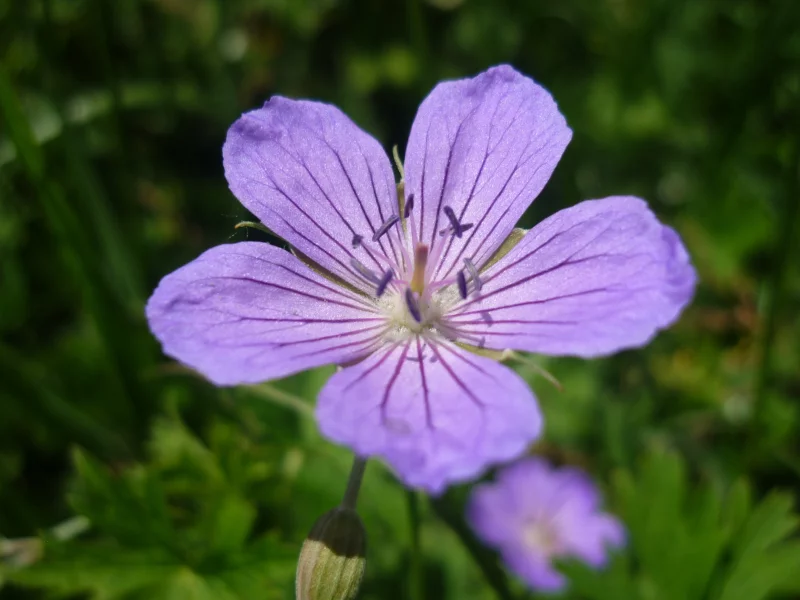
left=4, top=416, right=298, bottom=599
left=564, top=451, right=800, bottom=600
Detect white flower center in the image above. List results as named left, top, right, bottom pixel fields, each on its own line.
left=379, top=286, right=454, bottom=343
left=350, top=201, right=484, bottom=345
left=523, top=520, right=562, bottom=557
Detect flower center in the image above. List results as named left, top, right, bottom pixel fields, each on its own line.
left=523, top=521, right=561, bottom=557
left=347, top=194, right=485, bottom=344
left=380, top=286, right=449, bottom=341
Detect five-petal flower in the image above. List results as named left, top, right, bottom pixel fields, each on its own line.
left=468, top=458, right=625, bottom=592
left=146, top=65, right=696, bottom=493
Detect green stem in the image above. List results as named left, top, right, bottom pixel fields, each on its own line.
left=407, top=490, right=424, bottom=600
left=341, top=456, right=368, bottom=510
left=245, top=383, right=315, bottom=418
left=430, top=493, right=515, bottom=600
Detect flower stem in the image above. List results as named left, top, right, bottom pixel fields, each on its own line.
left=340, top=456, right=368, bottom=510
left=430, top=493, right=515, bottom=600
left=407, top=490, right=424, bottom=599
left=246, top=383, right=314, bottom=418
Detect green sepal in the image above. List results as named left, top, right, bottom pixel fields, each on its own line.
left=233, top=221, right=275, bottom=236
left=481, top=227, right=527, bottom=271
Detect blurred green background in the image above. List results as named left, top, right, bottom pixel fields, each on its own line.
left=1, top=0, right=799, bottom=598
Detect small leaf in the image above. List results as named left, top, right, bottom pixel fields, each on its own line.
left=68, top=448, right=175, bottom=548
left=714, top=492, right=800, bottom=600
left=207, top=494, right=257, bottom=556
left=731, top=492, right=798, bottom=562
left=716, top=541, right=800, bottom=600
left=8, top=545, right=181, bottom=600
left=721, top=479, right=752, bottom=542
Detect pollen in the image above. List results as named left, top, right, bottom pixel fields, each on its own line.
left=379, top=284, right=448, bottom=342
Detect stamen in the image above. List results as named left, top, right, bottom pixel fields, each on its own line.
left=352, top=234, right=363, bottom=249
left=407, top=193, right=420, bottom=248
left=376, top=269, right=394, bottom=297
left=405, top=288, right=422, bottom=323
left=456, top=270, right=468, bottom=299
left=463, top=258, right=482, bottom=292
left=404, top=193, right=415, bottom=218
left=372, top=214, right=400, bottom=242
left=426, top=277, right=457, bottom=293
left=443, top=206, right=459, bottom=230
left=350, top=258, right=381, bottom=284
left=439, top=206, right=475, bottom=238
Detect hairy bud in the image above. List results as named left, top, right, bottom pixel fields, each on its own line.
left=296, top=508, right=367, bottom=600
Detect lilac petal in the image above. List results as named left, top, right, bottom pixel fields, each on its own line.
left=145, top=242, right=384, bottom=386
left=467, top=484, right=526, bottom=546
left=447, top=196, right=697, bottom=357
left=404, top=65, right=572, bottom=281
left=502, top=545, right=567, bottom=592
left=316, top=338, right=541, bottom=493
left=558, top=513, right=626, bottom=568
left=223, top=98, right=402, bottom=292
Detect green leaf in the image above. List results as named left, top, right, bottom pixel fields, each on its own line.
left=206, top=494, right=257, bottom=556
left=608, top=451, right=744, bottom=600
left=721, top=479, right=752, bottom=541
left=560, top=553, right=638, bottom=600
left=69, top=448, right=176, bottom=549
left=714, top=493, right=800, bottom=600
left=8, top=545, right=181, bottom=600
left=730, top=492, right=798, bottom=562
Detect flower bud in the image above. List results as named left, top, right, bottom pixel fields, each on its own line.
left=296, top=507, right=367, bottom=600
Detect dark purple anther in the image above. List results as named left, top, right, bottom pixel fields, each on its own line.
left=443, top=206, right=460, bottom=232
left=458, top=222, right=474, bottom=235
left=350, top=258, right=381, bottom=284
left=464, top=258, right=482, bottom=292
left=404, top=193, right=415, bottom=218
left=352, top=234, right=363, bottom=249
left=372, top=214, right=400, bottom=242
left=457, top=270, right=468, bottom=299
left=405, top=288, right=422, bottom=323
left=376, top=269, right=394, bottom=297
left=440, top=206, right=474, bottom=238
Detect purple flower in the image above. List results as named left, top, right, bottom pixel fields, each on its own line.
left=468, top=458, right=625, bottom=592
left=145, top=65, right=696, bottom=493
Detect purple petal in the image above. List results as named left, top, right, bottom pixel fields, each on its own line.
left=404, top=65, right=572, bottom=281
left=316, top=338, right=542, bottom=493
left=558, top=513, right=626, bottom=568
left=146, top=242, right=384, bottom=386
left=447, top=196, right=697, bottom=357
left=223, top=98, right=403, bottom=292
left=467, top=484, right=527, bottom=546
left=502, top=545, right=567, bottom=592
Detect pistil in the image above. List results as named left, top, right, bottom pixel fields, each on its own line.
left=410, top=243, right=429, bottom=294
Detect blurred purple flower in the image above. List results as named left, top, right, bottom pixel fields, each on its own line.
left=145, top=65, right=696, bottom=493
left=468, top=458, right=625, bottom=592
